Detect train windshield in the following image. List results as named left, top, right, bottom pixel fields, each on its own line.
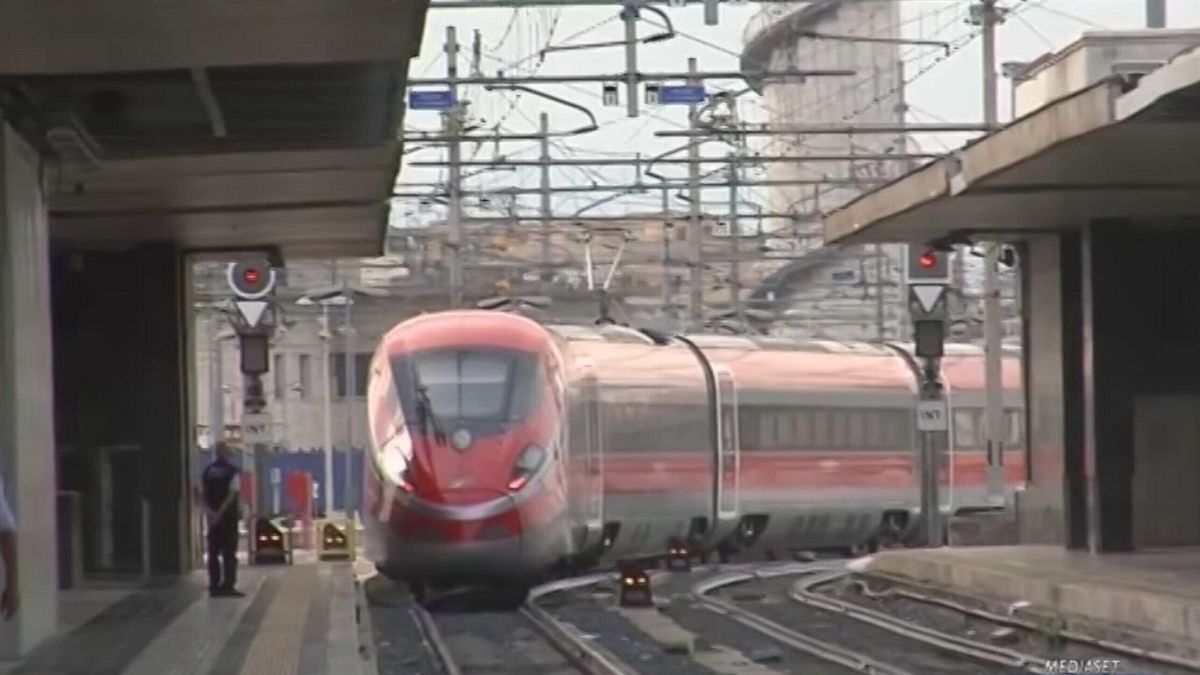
left=392, top=348, right=540, bottom=429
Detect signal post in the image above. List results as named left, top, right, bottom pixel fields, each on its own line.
left=906, top=247, right=951, bottom=547
left=226, top=260, right=288, bottom=564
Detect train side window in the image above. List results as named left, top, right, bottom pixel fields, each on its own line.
left=617, top=403, right=630, bottom=452
left=695, top=404, right=710, bottom=453
left=759, top=411, right=776, bottom=449
left=899, top=411, right=917, bottom=448
left=864, top=411, right=884, bottom=448
left=775, top=410, right=794, bottom=447
left=739, top=408, right=759, bottom=450
left=829, top=411, right=848, bottom=449
left=881, top=411, right=905, bottom=449
left=847, top=411, right=865, bottom=449
left=793, top=410, right=812, bottom=449
left=645, top=405, right=657, bottom=450
left=954, top=410, right=978, bottom=448
left=812, top=410, right=830, bottom=448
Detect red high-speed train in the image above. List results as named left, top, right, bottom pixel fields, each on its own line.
left=362, top=310, right=1024, bottom=600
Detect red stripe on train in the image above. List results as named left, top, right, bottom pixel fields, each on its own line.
left=585, top=450, right=1026, bottom=492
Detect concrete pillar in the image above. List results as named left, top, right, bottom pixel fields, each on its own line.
left=0, top=122, right=58, bottom=654
left=134, top=243, right=190, bottom=575
left=1014, top=235, right=1076, bottom=546
left=1057, top=232, right=1088, bottom=550
left=1079, top=221, right=1136, bottom=553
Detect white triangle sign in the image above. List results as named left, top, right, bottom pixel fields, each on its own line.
left=912, top=285, right=945, bottom=314
left=236, top=300, right=268, bottom=328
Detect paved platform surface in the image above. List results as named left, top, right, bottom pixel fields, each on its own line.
left=0, top=560, right=370, bottom=675
left=865, top=545, right=1200, bottom=644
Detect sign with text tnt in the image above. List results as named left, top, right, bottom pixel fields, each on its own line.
left=916, top=400, right=948, bottom=431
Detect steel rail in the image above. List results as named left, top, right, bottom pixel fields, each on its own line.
left=411, top=604, right=464, bottom=675
left=691, top=563, right=915, bottom=675
left=414, top=572, right=631, bottom=675
left=525, top=572, right=641, bottom=675
left=792, top=569, right=1046, bottom=672
left=860, top=578, right=1200, bottom=671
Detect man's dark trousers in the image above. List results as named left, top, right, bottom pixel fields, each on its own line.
left=207, top=517, right=238, bottom=591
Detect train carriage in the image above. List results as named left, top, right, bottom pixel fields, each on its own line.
left=362, top=310, right=1026, bottom=602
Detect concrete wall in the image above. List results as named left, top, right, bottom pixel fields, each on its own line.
left=1015, top=31, right=1200, bottom=117
left=1080, top=222, right=1200, bottom=552
left=0, top=123, right=57, bottom=655
left=1021, top=224, right=1200, bottom=551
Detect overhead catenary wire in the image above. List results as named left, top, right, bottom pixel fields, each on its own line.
left=397, top=0, right=1039, bottom=315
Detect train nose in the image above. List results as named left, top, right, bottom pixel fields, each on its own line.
left=390, top=491, right=534, bottom=583
left=406, top=488, right=523, bottom=537
left=432, top=488, right=510, bottom=508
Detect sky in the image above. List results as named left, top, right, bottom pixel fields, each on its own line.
left=390, top=0, right=1200, bottom=228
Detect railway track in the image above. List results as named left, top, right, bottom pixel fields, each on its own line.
left=692, top=563, right=918, bottom=675
left=412, top=573, right=638, bottom=675
left=408, top=557, right=1190, bottom=675
left=790, top=569, right=1047, bottom=672
left=822, top=574, right=1200, bottom=674
left=693, top=562, right=1043, bottom=674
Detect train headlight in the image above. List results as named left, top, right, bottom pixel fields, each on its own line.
left=450, top=428, right=473, bottom=450
left=507, top=444, right=546, bottom=492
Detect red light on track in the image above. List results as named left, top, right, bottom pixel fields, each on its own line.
left=918, top=251, right=937, bottom=268
left=243, top=268, right=260, bottom=284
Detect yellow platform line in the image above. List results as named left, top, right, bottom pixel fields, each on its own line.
left=238, top=566, right=317, bottom=675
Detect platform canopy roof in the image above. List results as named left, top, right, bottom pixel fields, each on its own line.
left=0, top=0, right=430, bottom=259
left=822, top=46, right=1200, bottom=247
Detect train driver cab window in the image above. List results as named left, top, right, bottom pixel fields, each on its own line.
left=392, top=348, right=541, bottom=433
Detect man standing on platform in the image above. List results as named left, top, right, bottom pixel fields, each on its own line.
left=199, top=442, right=245, bottom=597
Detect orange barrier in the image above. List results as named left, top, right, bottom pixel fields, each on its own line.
left=287, top=470, right=313, bottom=548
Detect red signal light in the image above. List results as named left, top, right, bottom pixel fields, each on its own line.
left=243, top=268, right=260, bottom=284
left=918, top=251, right=937, bottom=268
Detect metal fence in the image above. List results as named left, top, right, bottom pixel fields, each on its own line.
left=195, top=447, right=365, bottom=515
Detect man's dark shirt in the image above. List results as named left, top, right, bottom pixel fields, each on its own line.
left=201, top=458, right=241, bottom=524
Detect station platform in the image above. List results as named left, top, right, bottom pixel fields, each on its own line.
left=863, top=545, right=1200, bottom=654
left=0, top=556, right=371, bottom=675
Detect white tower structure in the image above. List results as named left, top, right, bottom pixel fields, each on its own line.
left=742, top=0, right=908, bottom=341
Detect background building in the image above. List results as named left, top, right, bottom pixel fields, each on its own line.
left=742, top=0, right=1020, bottom=342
